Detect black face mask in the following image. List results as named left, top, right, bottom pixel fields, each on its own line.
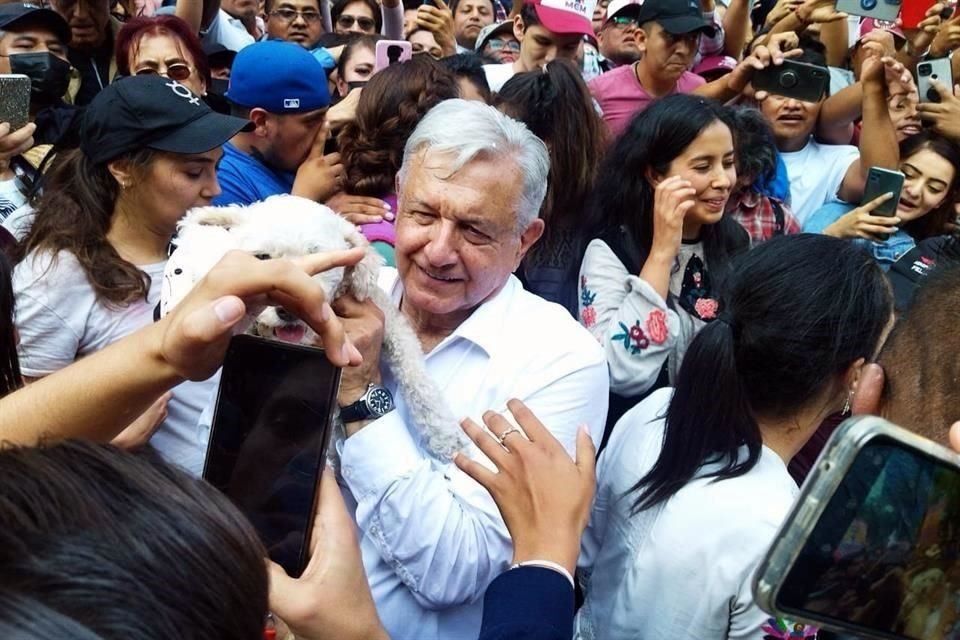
left=9, top=52, right=72, bottom=104
left=208, top=77, right=229, bottom=97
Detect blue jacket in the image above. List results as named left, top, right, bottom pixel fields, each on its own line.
left=803, top=201, right=916, bottom=270
left=478, top=567, right=574, bottom=640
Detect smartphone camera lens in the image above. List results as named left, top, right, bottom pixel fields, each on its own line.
left=860, top=0, right=877, bottom=9
left=779, top=70, right=798, bottom=89
left=918, top=64, right=932, bottom=77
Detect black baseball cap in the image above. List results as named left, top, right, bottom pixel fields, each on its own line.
left=0, top=3, right=71, bottom=43
left=636, top=0, right=716, bottom=36
left=81, top=75, right=253, bottom=165
left=202, top=42, right=237, bottom=69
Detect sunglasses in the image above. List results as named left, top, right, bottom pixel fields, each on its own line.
left=271, top=8, right=322, bottom=22
left=608, top=15, right=638, bottom=28
left=337, top=14, right=376, bottom=30
left=135, top=63, right=194, bottom=82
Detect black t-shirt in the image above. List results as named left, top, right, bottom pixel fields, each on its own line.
left=67, top=26, right=114, bottom=106
left=887, top=235, right=952, bottom=312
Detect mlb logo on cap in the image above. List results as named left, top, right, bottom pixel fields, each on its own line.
left=284, top=98, right=301, bottom=109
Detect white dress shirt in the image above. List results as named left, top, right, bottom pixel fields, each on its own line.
left=575, top=389, right=807, bottom=640
left=338, top=269, right=609, bottom=640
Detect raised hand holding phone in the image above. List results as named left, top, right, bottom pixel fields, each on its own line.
left=824, top=192, right=901, bottom=242
left=917, top=80, right=960, bottom=141
left=415, top=0, right=457, bottom=56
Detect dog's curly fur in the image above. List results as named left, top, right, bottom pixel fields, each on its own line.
left=161, top=195, right=469, bottom=460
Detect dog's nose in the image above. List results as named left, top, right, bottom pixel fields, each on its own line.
left=276, top=307, right=295, bottom=322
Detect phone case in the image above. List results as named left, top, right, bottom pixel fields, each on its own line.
left=900, top=0, right=933, bottom=28
left=753, top=416, right=960, bottom=639
left=917, top=57, right=953, bottom=103
left=835, top=0, right=903, bottom=21
left=861, top=168, right=905, bottom=217
left=752, top=60, right=830, bottom=103
left=374, top=40, right=413, bottom=73
left=0, top=74, right=32, bottom=133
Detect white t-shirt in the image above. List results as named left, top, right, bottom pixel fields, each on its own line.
left=781, top=137, right=859, bottom=225
left=201, top=9, right=256, bottom=51
left=576, top=388, right=808, bottom=640
left=482, top=62, right=517, bottom=93
left=13, top=250, right=215, bottom=475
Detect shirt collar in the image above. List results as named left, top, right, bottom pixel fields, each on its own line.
left=389, top=271, right=520, bottom=359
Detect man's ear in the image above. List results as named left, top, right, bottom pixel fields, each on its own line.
left=851, top=362, right=885, bottom=416
left=513, top=14, right=525, bottom=42
left=249, top=108, right=271, bottom=136
left=635, top=26, right=647, bottom=55
left=515, top=217, right=545, bottom=268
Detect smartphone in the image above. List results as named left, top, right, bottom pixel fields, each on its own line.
left=861, top=167, right=905, bottom=217
left=835, top=0, right=903, bottom=21
left=900, top=0, right=934, bottom=28
left=752, top=60, right=830, bottom=103
left=754, top=416, right=960, bottom=640
left=203, top=334, right=342, bottom=578
left=0, top=74, right=31, bottom=133
left=374, top=39, right=412, bottom=73
left=917, top=57, right=953, bottom=103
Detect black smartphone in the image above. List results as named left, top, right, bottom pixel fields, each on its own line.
left=862, top=167, right=905, bottom=217
left=203, top=335, right=341, bottom=578
left=755, top=417, right=960, bottom=640
left=752, top=60, right=830, bottom=103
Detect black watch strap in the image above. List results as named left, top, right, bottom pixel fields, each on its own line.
left=339, top=397, right=372, bottom=424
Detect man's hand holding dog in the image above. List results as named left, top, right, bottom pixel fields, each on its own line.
left=332, top=295, right=386, bottom=437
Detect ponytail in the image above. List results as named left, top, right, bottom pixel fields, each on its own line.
left=629, top=314, right=761, bottom=513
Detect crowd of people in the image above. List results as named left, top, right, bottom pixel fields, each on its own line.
left=2, top=0, right=960, bottom=637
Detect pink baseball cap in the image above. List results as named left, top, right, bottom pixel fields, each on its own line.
left=858, top=17, right=906, bottom=46
left=525, top=0, right=595, bottom=37
left=693, top=54, right=737, bottom=78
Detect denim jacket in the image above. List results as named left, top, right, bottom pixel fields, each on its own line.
left=803, top=201, right=916, bottom=271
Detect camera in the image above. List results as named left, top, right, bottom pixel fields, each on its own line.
left=752, top=60, right=829, bottom=103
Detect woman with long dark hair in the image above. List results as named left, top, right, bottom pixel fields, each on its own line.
left=495, top=59, right=606, bottom=317
left=575, top=234, right=893, bottom=639
left=0, top=251, right=21, bottom=400
left=578, top=94, right=749, bottom=435
left=805, top=130, right=960, bottom=269
left=12, top=75, right=250, bottom=471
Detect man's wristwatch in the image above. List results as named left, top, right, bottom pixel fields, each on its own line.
left=339, top=383, right=395, bottom=424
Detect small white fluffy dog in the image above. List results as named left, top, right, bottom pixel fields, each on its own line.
left=161, top=194, right=469, bottom=460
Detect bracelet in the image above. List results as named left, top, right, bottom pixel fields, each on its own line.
left=511, top=560, right=575, bottom=589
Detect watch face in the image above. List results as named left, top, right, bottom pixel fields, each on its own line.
left=367, top=387, right=394, bottom=415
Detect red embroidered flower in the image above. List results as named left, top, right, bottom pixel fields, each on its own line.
left=581, top=306, right=597, bottom=328
left=694, top=298, right=718, bottom=320
left=646, top=309, right=668, bottom=344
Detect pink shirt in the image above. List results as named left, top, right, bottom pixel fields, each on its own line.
left=589, top=65, right=706, bottom=138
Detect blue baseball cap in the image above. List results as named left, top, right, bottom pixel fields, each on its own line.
left=226, top=40, right=330, bottom=114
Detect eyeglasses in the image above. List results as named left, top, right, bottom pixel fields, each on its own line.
left=337, top=14, right=376, bottom=30
left=271, top=8, right=322, bottom=22
left=485, top=38, right=520, bottom=52
left=135, top=63, right=194, bottom=82
left=608, top=15, right=638, bottom=28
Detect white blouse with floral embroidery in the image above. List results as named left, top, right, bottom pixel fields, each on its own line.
left=577, top=238, right=711, bottom=397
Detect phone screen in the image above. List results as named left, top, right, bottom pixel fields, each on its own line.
left=203, top=335, right=341, bottom=577
left=776, top=436, right=960, bottom=639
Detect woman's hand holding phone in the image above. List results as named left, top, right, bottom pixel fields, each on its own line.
left=823, top=193, right=901, bottom=242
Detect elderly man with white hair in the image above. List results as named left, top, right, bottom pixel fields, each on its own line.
left=331, top=99, right=608, bottom=640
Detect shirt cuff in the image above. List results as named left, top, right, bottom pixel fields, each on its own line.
left=339, top=411, right=423, bottom=497
left=512, top=560, right=575, bottom=589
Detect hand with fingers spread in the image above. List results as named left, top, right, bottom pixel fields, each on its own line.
left=918, top=81, right=960, bottom=142
left=416, top=0, right=457, bottom=57
left=0, top=121, right=37, bottom=181
left=930, top=11, right=960, bottom=58
left=454, top=399, right=596, bottom=576
left=326, top=192, right=395, bottom=226
left=269, top=468, right=390, bottom=640
left=729, top=38, right=802, bottom=97
left=765, top=0, right=803, bottom=27
left=155, top=249, right=365, bottom=383
left=110, top=392, right=172, bottom=449
left=292, top=122, right=345, bottom=202
left=903, top=2, right=945, bottom=56
left=823, top=193, right=901, bottom=242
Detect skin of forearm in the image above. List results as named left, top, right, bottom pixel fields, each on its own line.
left=860, top=80, right=898, bottom=171
left=174, top=0, right=203, bottom=35
left=820, top=18, right=848, bottom=67
left=722, top=0, right=751, bottom=58
left=0, top=322, right=182, bottom=447
left=818, top=82, right=863, bottom=130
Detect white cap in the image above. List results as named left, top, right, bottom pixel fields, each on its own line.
left=604, top=0, right=642, bottom=22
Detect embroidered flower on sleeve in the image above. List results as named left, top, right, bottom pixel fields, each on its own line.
left=694, top=297, right=718, bottom=320
left=580, top=276, right=598, bottom=328
left=761, top=617, right=818, bottom=639
left=613, top=321, right=650, bottom=354
left=645, top=309, right=668, bottom=345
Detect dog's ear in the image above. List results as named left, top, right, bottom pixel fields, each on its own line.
left=181, top=204, right=250, bottom=232
left=342, top=227, right=383, bottom=301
